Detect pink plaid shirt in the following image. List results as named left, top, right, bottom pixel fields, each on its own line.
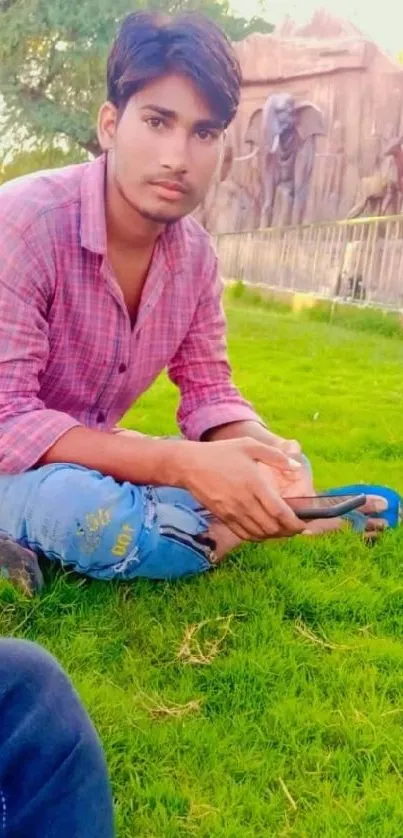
left=0, top=153, right=259, bottom=473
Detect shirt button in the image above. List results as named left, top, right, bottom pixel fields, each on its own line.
left=97, top=411, right=106, bottom=424
left=118, top=362, right=127, bottom=374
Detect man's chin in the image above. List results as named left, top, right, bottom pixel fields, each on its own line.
left=140, top=209, right=185, bottom=224
left=139, top=193, right=200, bottom=224
left=139, top=204, right=190, bottom=224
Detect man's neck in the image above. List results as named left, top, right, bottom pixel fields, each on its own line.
left=105, top=161, right=164, bottom=252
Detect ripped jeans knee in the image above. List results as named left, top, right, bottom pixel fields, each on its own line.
left=130, top=487, right=217, bottom=580
left=0, top=465, right=217, bottom=581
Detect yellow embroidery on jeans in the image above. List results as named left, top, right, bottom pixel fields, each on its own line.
left=77, top=508, right=111, bottom=536
left=86, top=508, right=111, bottom=533
left=111, top=524, right=135, bottom=557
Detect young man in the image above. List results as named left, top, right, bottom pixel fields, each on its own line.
left=0, top=12, right=384, bottom=593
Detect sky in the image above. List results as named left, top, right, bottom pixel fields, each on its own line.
left=229, top=0, right=402, bottom=58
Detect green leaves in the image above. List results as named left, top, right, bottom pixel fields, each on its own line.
left=0, top=0, right=272, bottom=156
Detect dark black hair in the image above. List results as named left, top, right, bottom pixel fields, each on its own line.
left=107, top=11, right=242, bottom=128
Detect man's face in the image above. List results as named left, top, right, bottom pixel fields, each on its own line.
left=98, top=73, right=225, bottom=223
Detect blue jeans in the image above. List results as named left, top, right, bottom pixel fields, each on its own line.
left=0, top=464, right=215, bottom=580
left=0, top=638, right=114, bottom=837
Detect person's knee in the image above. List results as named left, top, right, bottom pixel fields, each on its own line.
left=0, top=638, right=68, bottom=701
left=33, top=465, right=108, bottom=531
left=26, top=467, right=217, bottom=581
left=0, top=639, right=80, bottom=753
left=0, top=638, right=97, bottom=760
left=0, top=638, right=112, bottom=837
left=27, top=465, right=133, bottom=573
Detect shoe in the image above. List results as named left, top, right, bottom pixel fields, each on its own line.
left=0, top=535, right=44, bottom=596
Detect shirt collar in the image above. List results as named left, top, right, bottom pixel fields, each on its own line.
left=80, top=153, right=108, bottom=255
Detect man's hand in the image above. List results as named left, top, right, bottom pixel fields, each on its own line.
left=204, top=419, right=302, bottom=457
left=175, top=437, right=305, bottom=541
left=203, top=420, right=314, bottom=496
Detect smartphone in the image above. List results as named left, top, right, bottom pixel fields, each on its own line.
left=286, top=493, right=367, bottom=521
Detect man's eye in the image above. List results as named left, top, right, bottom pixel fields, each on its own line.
left=197, top=129, right=214, bottom=141
left=146, top=117, right=164, bottom=130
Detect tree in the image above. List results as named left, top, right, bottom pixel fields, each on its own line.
left=0, top=143, right=88, bottom=184
left=0, top=0, right=273, bottom=158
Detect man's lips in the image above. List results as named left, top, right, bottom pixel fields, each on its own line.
left=151, top=180, right=189, bottom=195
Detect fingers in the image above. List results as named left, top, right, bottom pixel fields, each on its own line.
left=263, top=432, right=302, bottom=458
left=278, top=438, right=302, bottom=457
left=257, top=460, right=314, bottom=497
left=215, top=473, right=304, bottom=541
left=253, top=478, right=304, bottom=536
left=226, top=516, right=278, bottom=541
left=245, top=439, right=302, bottom=474
left=209, top=485, right=278, bottom=540
left=223, top=519, right=259, bottom=541
left=221, top=493, right=296, bottom=541
left=216, top=495, right=389, bottom=544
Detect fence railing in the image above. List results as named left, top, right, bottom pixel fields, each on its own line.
left=213, top=215, right=403, bottom=308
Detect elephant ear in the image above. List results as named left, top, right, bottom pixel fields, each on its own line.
left=244, top=108, right=262, bottom=152
left=295, top=102, right=326, bottom=142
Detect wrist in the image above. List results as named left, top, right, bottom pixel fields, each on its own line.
left=203, top=419, right=266, bottom=443
left=157, top=439, right=199, bottom=489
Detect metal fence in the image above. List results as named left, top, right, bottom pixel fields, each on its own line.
left=213, top=215, right=403, bottom=309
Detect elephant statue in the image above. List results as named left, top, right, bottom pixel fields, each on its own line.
left=242, top=92, right=326, bottom=228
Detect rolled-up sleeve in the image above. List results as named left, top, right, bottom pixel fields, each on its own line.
left=167, top=247, right=262, bottom=441
left=0, top=224, right=80, bottom=473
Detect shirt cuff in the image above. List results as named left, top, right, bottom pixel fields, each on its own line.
left=0, top=410, right=81, bottom=473
left=180, top=402, right=264, bottom=442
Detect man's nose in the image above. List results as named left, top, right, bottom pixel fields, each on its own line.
left=160, top=130, right=188, bottom=174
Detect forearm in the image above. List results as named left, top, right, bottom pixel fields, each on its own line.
left=40, top=426, right=195, bottom=487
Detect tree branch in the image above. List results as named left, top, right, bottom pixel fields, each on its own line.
left=0, top=0, right=19, bottom=11
left=38, top=38, right=60, bottom=92
left=15, top=82, right=99, bottom=154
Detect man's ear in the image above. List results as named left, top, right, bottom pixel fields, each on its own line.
left=97, top=102, right=118, bottom=152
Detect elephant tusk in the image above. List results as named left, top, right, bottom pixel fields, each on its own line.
left=233, top=147, right=259, bottom=163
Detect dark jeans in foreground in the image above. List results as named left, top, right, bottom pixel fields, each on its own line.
left=0, top=638, right=115, bottom=837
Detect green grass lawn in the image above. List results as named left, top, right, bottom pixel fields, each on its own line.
left=3, top=299, right=403, bottom=837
